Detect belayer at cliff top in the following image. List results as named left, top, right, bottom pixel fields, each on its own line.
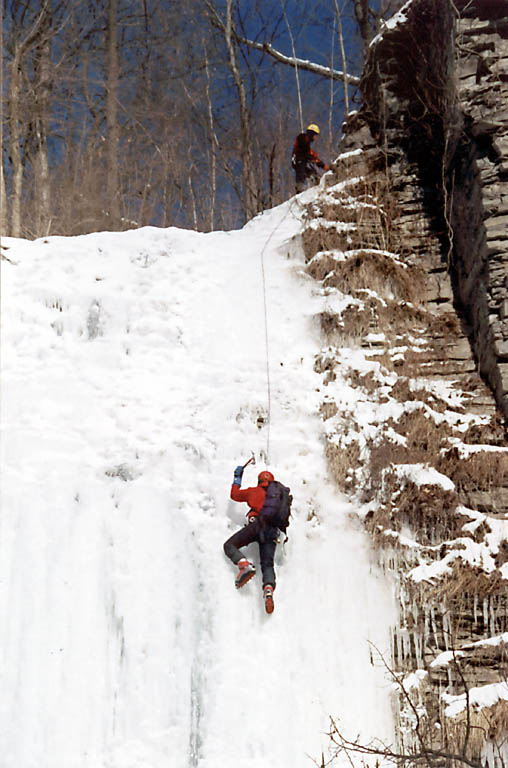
left=291, top=123, right=330, bottom=194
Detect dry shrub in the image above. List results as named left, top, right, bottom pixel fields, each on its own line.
left=364, top=504, right=397, bottom=543
left=360, top=409, right=455, bottom=508
left=390, top=378, right=448, bottom=412
left=362, top=448, right=461, bottom=544
left=301, top=225, right=351, bottom=261
left=330, top=304, right=379, bottom=344
left=487, top=699, right=508, bottom=740
left=393, top=346, right=436, bottom=377
left=320, top=250, right=422, bottom=304
left=390, top=482, right=461, bottom=545
left=443, top=698, right=508, bottom=760
left=302, top=188, right=402, bottom=274
left=319, top=310, right=344, bottom=338
left=307, top=253, right=345, bottom=282
left=427, top=310, right=462, bottom=339
left=377, top=297, right=429, bottom=333
left=345, top=369, right=381, bottom=395
left=364, top=349, right=395, bottom=370
left=437, top=561, right=508, bottom=600
left=321, top=173, right=401, bottom=253
left=325, top=439, right=361, bottom=491
left=316, top=200, right=379, bottom=225
left=462, top=414, right=507, bottom=446
left=438, top=448, right=508, bottom=493
left=389, top=408, right=452, bottom=455
left=495, top=539, right=508, bottom=568
left=314, top=352, right=337, bottom=377
left=363, top=441, right=408, bottom=501
left=467, top=519, right=493, bottom=544
left=320, top=401, right=338, bottom=420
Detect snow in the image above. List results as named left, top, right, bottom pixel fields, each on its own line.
left=392, top=464, right=455, bottom=492
left=335, top=149, right=363, bottom=162
left=408, top=535, right=500, bottom=584
left=398, top=669, right=427, bottom=691
left=370, top=0, right=414, bottom=47
left=445, top=440, right=508, bottom=457
left=0, top=194, right=396, bottom=768
left=443, top=682, right=508, bottom=718
left=431, top=633, right=508, bottom=669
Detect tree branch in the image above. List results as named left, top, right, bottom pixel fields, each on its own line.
left=328, top=717, right=483, bottom=768
left=236, top=34, right=360, bottom=86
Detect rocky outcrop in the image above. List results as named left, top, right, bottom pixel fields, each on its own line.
left=452, top=0, right=508, bottom=422
left=352, top=0, right=508, bottom=421
left=300, top=0, right=508, bottom=761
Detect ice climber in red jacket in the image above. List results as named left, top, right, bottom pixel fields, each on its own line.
left=223, top=466, right=283, bottom=614
left=292, top=123, right=330, bottom=193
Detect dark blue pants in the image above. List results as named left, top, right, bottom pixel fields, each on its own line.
left=294, top=161, right=319, bottom=192
left=223, top=518, right=278, bottom=588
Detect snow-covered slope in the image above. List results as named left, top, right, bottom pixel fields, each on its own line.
left=1, top=194, right=395, bottom=768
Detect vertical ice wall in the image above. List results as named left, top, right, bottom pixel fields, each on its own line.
left=1, top=199, right=396, bottom=768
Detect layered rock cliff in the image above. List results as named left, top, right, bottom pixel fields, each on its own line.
left=301, top=0, right=508, bottom=761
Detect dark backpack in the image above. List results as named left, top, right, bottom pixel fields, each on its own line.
left=259, top=481, right=293, bottom=532
left=293, top=132, right=310, bottom=163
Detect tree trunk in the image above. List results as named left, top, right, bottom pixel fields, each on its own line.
left=334, top=0, right=350, bottom=116
left=9, top=44, right=23, bottom=238
left=0, top=17, right=6, bottom=236
left=204, top=52, right=217, bottom=231
left=107, top=0, right=120, bottom=228
left=225, top=0, right=257, bottom=220
left=0, top=158, right=8, bottom=236
left=352, top=0, right=373, bottom=51
left=33, top=26, right=52, bottom=236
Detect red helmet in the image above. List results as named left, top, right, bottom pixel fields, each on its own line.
left=258, top=470, right=274, bottom=486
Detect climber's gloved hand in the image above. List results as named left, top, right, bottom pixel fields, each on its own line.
left=233, top=465, right=244, bottom=486
left=291, top=154, right=296, bottom=169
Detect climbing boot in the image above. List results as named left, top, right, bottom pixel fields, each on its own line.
left=264, top=585, right=275, bottom=614
left=235, top=559, right=256, bottom=589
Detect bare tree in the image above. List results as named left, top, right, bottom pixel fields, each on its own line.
left=206, top=0, right=259, bottom=220
left=349, top=0, right=408, bottom=53
left=3, top=0, right=391, bottom=236
left=325, top=645, right=506, bottom=768
left=334, top=0, right=350, bottom=116
left=352, top=0, right=373, bottom=51
left=31, top=9, right=52, bottom=236
left=106, top=0, right=120, bottom=227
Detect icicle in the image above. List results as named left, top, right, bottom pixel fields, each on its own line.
left=424, top=604, right=430, bottom=651
left=414, top=629, right=423, bottom=669
left=395, top=627, right=402, bottom=666
left=402, top=627, right=411, bottom=663
left=431, top=606, right=440, bottom=651
left=442, top=604, right=451, bottom=651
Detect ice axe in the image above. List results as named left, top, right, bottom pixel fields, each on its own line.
left=241, top=453, right=256, bottom=470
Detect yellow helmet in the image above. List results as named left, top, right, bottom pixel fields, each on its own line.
left=307, top=123, right=320, bottom=134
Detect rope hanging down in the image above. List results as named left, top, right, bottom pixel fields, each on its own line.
left=259, top=241, right=272, bottom=462
left=258, top=198, right=301, bottom=463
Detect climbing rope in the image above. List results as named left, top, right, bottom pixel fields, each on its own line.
left=258, top=197, right=303, bottom=463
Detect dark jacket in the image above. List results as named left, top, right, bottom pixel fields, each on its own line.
left=292, top=132, right=325, bottom=168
